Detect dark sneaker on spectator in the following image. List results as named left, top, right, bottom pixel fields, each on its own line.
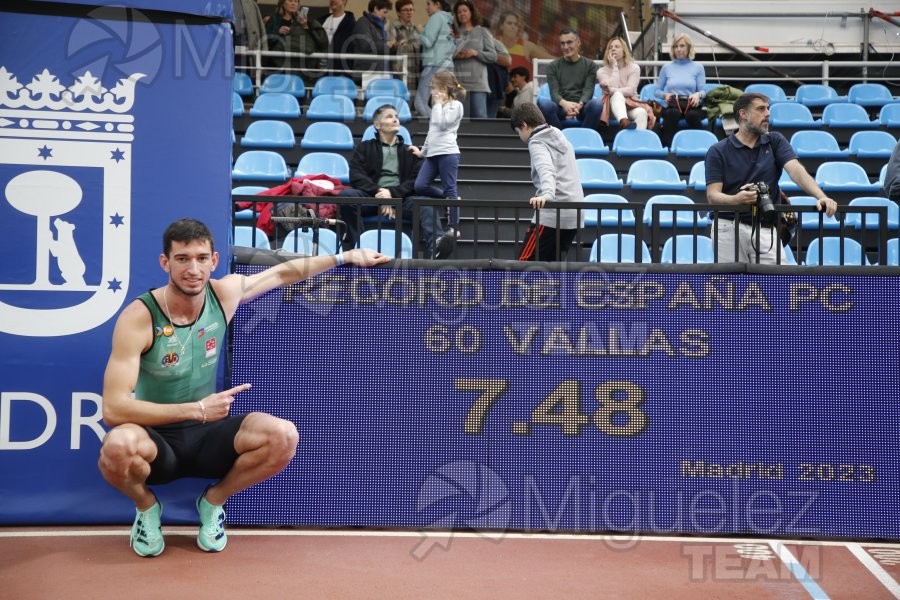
left=434, top=229, right=456, bottom=259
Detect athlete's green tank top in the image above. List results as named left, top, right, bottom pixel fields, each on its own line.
left=134, top=284, right=227, bottom=404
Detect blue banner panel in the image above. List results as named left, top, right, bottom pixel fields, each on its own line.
left=26, top=0, right=233, bottom=20
left=229, top=266, right=900, bottom=539
left=0, top=5, right=231, bottom=523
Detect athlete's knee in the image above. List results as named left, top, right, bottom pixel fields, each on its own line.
left=98, top=425, right=150, bottom=480
left=270, top=418, right=299, bottom=462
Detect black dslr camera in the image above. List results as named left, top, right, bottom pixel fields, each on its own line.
left=750, top=181, right=776, bottom=225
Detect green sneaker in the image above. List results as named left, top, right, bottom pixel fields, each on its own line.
left=196, top=489, right=227, bottom=552
left=130, top=500, right=164, bottom=557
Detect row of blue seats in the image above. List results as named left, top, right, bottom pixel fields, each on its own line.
left=234, top=92, right=412, bottom=121
left=235, top=225, right=414, bottom=259
left=637, top=82, right=898, bottom=109
left=233, top=148, right=890, bottom=195
left=235, top=121, right=897, bottom=163
left=234, top=73, right=410, bottom=101
left=236, top=224, right=898, bottom=266
left=588, top=234, right=898, bottom=266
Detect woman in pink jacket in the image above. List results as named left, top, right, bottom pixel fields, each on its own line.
left=596, top=37, right=655, bottom=130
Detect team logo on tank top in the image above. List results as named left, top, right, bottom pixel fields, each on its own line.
left=161, top=351, right=179, bottom=367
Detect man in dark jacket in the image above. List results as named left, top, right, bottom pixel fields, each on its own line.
left=338, top=104, right=455, bottom=258
left=319, top=0, right=357, bottom=76
left=351, top=0, right=395, bottom=83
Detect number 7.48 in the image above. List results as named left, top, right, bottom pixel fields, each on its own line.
left=457, top=378, right=649, bottom=438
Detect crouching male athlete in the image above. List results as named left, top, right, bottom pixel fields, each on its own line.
left=98, top=218, right=389, bottom=556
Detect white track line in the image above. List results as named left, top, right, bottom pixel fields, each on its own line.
left=2, top=528, right=900, bottom=547
left=847, top=543, right=900, bottom=599
left=769, top=541, right=829, bottom=599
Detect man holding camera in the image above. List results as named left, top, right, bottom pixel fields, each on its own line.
left=705, top=92, right=837, bottom=264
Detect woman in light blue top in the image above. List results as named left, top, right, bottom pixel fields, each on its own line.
left=654, top=32, right=707, bottom=147
left=415, top=0, right=455, bottom=117
left=411, top=70, right=465, bottom=229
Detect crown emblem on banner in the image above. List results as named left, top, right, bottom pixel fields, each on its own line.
left=0, top=67, right=143, bottom=140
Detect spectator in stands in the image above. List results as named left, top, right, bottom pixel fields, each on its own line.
left=486, top=36, right=511, bottom=118
left=451, top=0, right=496, bottom=119
left=415, top=0, right=455, bottom=117
left=884, top=139, right=900, bottom=201
left=411, top=71, right=465, bottom=236
left=706, top=92, right=837, bottom=264
left=319, top=0, right=356, bottom=76
left=339, top=105, right=456, bottom=258
left=597, top=36, right=655, bottom=131
left=494, top=10, right=552, bottom=81
left=536, top=28, right=603, bottom=131
left=510, top=102, right=584, bottom=261
left=654, top=33, right=706, bottom=147
left=265, top=0, right=328, bottom=76
left=389, top=0, right=421, bottom=94
left=498, top=65, right=535, bottom=117
left=351, top=0, right=395, bottom=84
left=232, top=0, right=268, bottom=54
left=98, top=218, right=388, bottom=557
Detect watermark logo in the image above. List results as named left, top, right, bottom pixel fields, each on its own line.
left=66, top=6, right=163, bottom=85
left=0, top=66, right=139, bottom=336
left=411, top=461, right=511, bottom=561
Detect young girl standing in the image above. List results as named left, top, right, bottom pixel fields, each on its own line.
left=412, top=70, right=465, bottom=250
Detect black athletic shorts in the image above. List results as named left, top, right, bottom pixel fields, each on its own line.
left=144, top=415, right=248, bottom=485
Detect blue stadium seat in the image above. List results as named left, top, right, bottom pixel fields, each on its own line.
left=814, top=161, right=881, bottom=193
left=769, top=103, right=822, bottom=128
left=789, top=196, right=841, bottom=230
left=821, top=103, right=878, bottom=128
left=232, top=150, right=289, bottom=181
left=626, top=159, right=687, bottom=191
left=358, top=229, right=413, bottom=258
left=295, top=151, right=350, bottom=183
left=803, top=237, right=869, bottom=266
left=249, top=92, right=301, bottom=118
left=232, top=91, right=244, bottom=116
left=743, top=83, right=789, bottom=104
left=789, top=130, right=848, bottom=158
left=312, top=75, right=358, bottom=99
left=847, top=130, right=896, bottom=158
left=660, top=234, right=715, bottom=264
left=362, top=124, right=414, bottom=144
left=281, top=227, right=340, bottom=255
left=240, top=120, right=296, bottom=148
left=576, top=159, right=624, bottom=190
left=562, top=127, right=610, bottom=156
left=670, top=129, right=718, bottom=157
left=232, top=185, right=268, bottom=223
left=536, top=82, right=551, bottom=103
left=794, top=84, right=846, bottom=107
left=363, top=96, right=412, bottom=122
left=364, top=78, right=411, bottom=101
left=844, top=196, right=899, bottom=230
left=233, top=71, right=253, bottom=97
left=234, top=226, right=271, bottom=249
left=887, top=238, right=899, bottom=266
left=642, top=194, right=709, bottom=228
left=878, top=103, right=900, bottom=128
left=300, top=121, right=354, bottom=150
left=847, top=83, right=895, bottom=108
left=688, top=160, right=706, bottom=191
left=779, top=169, right=800, bottom=193
left=259, top=73, right=306, bottom=97
left=879, top=163, right=888, bottom=189
left=305, top=95, right=356, bottom=121
left=638, top=83, right=657, bottom=103
left=612, top=129, right=668, bottom=157
left=589, top=233, right=651, bottom=263
left=582, top=193, right=635, bottom=228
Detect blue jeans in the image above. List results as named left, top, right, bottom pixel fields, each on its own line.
left=415, top=65, right=451, bottom=117
left=537, top=97, right=603, bottom=130
left=463, top=91, right=488, bottom=119
left=415, top=153, right=460, bottom=227
left=338, top=188, right=445, bottom=252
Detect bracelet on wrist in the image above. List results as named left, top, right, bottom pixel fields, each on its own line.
left=198, top=400, right=207, bottom=424
left=335, top=252, right=346, bottom=266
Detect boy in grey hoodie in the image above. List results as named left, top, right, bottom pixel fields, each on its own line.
left=510, top=103, right=585, bottom=261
